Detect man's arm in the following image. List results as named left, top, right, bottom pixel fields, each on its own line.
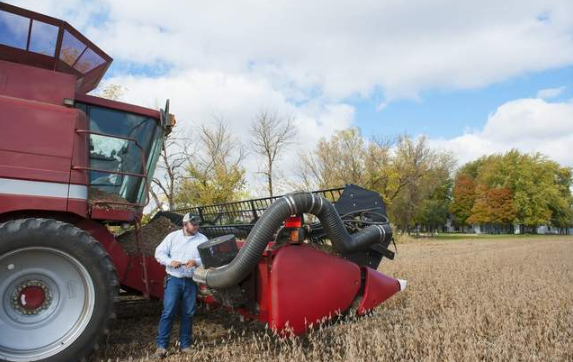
left=155, top=233, right=174, bottom=266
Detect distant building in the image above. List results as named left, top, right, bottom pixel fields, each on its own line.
left=443, top=215, right=572, bottom=235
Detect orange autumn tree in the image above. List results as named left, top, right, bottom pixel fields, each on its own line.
left=467, top=184, right=490, bottom=225
left=449, top=175, right=476, bottom=229
left=487, top=188, right=516, bottom=226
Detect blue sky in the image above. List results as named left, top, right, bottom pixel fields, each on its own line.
left=356, top=66, right=573, bottom=140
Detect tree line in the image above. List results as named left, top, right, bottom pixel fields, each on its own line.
left=150, top=119, right=573, bottom=234
left=450, top=151, right=573, bottom=234
left=97, top=81, right=568, bottom=234
left=98, top=84, right=573, bottom=233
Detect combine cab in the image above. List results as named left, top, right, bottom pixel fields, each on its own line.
left=0, top=4, right=404, bottom=362
left=0, top=4, right=173, bottom=362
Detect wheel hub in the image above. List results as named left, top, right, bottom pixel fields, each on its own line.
left=11, top=280, right=52, bottom=315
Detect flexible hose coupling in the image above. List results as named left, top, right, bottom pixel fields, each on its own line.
left=192, top=266, right=209, bottom=284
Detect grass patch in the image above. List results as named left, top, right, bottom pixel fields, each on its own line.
left=431, top=233, right=568, bottom=240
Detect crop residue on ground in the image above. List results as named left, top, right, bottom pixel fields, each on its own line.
left=90, top=236, right=573, bottom=362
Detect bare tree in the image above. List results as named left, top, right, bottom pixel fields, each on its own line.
left=150, top=134, right=192, bottom=210
left=175, top=118, right=247, bottom=206
left=197, top=117, right=246, bottom=175
left=250, top=110, right=298, bottom=196
left=297, top=128, right=365, bottom=189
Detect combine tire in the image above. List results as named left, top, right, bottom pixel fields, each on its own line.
left=0, top=218, right=118, bottom=362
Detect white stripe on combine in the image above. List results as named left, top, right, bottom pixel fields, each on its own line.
left=69, top=184, right=88, bottom=200
left=0, top=178, right=88, bottom=200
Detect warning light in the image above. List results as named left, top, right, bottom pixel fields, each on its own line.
left=285, top=216, right=302, bottom=228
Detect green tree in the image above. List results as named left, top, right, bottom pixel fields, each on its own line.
left=478, top=151, right=554, bottom=230
left=415, top=178, right=452, bottom=232
left=379, top=136, right=455, bottom=233
left=454, top=149, right=573, bottom=233
left=548, top=166, right=573, bottom=232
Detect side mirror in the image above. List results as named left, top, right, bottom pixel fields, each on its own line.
left=160, top=99, right=176, bottom=133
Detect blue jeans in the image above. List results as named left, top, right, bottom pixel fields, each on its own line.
left=156, top=276, right=198, bottom=349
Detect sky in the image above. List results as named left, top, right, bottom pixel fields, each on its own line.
left=6, top=0, right=573, bottom=193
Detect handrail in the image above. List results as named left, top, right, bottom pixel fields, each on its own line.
left=71, top=166, right=146, bottom=179
left=174, top=187, right=346, bottom=225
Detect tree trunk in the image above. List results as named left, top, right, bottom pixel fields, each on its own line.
left=267, top=158, right=273, bottom=197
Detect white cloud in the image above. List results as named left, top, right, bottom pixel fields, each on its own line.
left=101, top=71, right=355, bottom=194
left=7, top=0, right=573, bottom=101
left=431, top=98, right=573, bottom=167
left=6, top=0, right=573, bottom=188
left=536, top=86, right=566, bottom=99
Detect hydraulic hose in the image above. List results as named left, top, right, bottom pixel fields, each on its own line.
left=195, top=192, right=392, bottom=289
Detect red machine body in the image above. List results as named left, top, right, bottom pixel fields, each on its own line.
left=0, top=6, right=174, bottom=361
left=192, top=241, right=402, bottom=336
left=0, top=55, right=169, bottom=296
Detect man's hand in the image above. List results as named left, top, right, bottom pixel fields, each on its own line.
left=185, top=260, right=197, bottom=269
left=169, top=260, right=183, bottom=268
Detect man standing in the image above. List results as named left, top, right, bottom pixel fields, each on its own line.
left=153, top=213, right=208, bottom=359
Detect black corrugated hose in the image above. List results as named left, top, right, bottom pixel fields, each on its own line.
left=194, top=192, right=392, bottom=289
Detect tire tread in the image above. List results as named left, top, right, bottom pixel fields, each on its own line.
left=0, top=218, right=118, bottom=362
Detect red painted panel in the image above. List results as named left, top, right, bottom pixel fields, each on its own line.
left=90, top=207, right=139, bottom=222
left=0, top=95, right=77, bottom=158
left=113, top=255, right=164, bottom=299
left=145, top=256, right=167, bottom=298
left=256, top=257, right=272, bottom=321
left=74, top=219, right=166, bottom=299
left=74, top=219, right=129, bottom=287
left=357, top=267, right=401, bottom=315
left=0, top=60, right=75, bottom=105
left=0, top=150, right=70, bottom=183
left=269, top=245, right=361, bottom=335
left=67, top=199, right=87, bottom=218
left=0, top=194, right=67, bottom=215
left=0, top=94, right=76, bottom=185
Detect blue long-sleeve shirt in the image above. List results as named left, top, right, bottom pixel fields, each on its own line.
left=154, top=230, right=208, bottom=278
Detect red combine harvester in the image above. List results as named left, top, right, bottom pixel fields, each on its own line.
left=0, top=4, right=405, bottom=362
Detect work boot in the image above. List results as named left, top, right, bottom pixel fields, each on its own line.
left=181, top=347, right=193, bottom=354
left=153, top=347, right=167, bottom=359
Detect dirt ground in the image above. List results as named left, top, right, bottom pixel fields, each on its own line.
left=89, top=236, right=573, bottom=362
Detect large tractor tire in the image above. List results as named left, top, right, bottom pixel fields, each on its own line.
left=0, top=218, right=118, bottom=362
